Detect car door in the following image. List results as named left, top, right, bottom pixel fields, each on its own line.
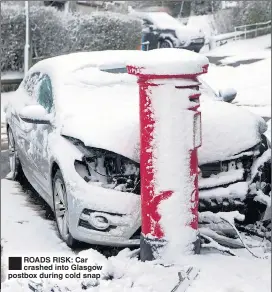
left=142, top=19, right=160, bottom=50
left=31, top=74, right=55, bottom=194
left=15, top=72, right=54, bottom=198
left=13, top=72, right=41, bottom=174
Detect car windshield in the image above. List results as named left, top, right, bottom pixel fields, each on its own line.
left=100, top=67, right=219, bottom=101
left=198, top=77, right=219, bottom=100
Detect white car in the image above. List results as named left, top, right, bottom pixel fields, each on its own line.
left=5, top=50, right=271, bottom=248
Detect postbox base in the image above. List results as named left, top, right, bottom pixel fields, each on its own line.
left=140, top=234, right=166, bottom=261
left=140, top=234, right=201, bottom=261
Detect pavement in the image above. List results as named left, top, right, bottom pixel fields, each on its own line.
left=207, top=56, right=267, bottom=67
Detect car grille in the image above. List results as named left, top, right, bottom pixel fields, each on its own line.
left=199, top=148, right=259, bottom=180
left=191, top=38, right=204, bottom=44
left=200, top=157, right=252, bottom=179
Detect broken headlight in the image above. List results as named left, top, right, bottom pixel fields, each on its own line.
left=74, top=148, right=140, bottom=194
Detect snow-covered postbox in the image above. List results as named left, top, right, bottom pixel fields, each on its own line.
left=127, top=49, right=209, bottom=262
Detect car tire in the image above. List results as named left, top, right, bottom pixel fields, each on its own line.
left=7, top=127, right=23, bottom=181
left=53, top=169, right=78, bottom=248
left=158, top=39, right=173, bottom=48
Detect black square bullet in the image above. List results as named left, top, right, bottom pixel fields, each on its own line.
left=8, top=257, right=22, bottom=270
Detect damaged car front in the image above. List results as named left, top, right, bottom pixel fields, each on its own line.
left=56, top=58, right=270, bottom=247
left=49, top=134, right=141, bottom=247
left=197, top=78, right=271, bottom=230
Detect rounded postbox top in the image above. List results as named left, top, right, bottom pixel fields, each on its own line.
left=126, top=48, right=209, bottom=78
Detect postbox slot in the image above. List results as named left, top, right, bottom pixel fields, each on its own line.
left=193, top=112, right=202, bottom=148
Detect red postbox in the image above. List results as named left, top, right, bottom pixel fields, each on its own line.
left=127, top=48, right=209, bottom=262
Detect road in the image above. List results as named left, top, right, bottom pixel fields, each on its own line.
left=207, top=56, right=266, bottom=67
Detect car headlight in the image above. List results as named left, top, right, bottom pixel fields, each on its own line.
left=74, top=148, right=140, bottom=194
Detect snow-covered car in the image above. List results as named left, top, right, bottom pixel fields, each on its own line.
left=132, top=12, right=205, bottom=52
left=5, top=50, right=271, bottom=248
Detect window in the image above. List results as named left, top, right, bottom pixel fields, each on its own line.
left=37, top=75, right=53, bottom=113
left=23, top=72, right=41, bottom=97
left=23, top=72, right=54, bottom=112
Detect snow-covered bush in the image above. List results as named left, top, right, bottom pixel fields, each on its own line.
left=1, top=3, right=142, bottom=72
left=214, top=1, right=271, bottom=34
left=191, top=0, right=221, bottom=16
left=214, top=9, right=236, bottom=34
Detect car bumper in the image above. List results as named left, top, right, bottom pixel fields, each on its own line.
left=199, top=180, right=249, bottom=212
left=66, top=179, right=141, bottom=247
left=178, top=43, right=205, bottom=52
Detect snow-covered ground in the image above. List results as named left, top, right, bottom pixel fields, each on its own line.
left=201, top=34, right=271, bottom=119
left=2, top=250, right=271, bottom=292
left=1, top=178, right=271, bottom=291
left=3, top=178, right=269, bottom=292
left=205, top=34, right=271, bottom=58
left=1, top=179, right=72, bottom=256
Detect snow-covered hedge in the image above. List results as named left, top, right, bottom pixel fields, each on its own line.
left=214, top=1, right=271, bottom=34
left=1, top=4, right=142, bottom=72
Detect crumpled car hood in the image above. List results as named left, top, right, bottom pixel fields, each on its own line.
left=61, top=98, right=266, bottom=165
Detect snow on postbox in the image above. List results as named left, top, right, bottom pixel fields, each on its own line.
left=127, top=49, right=209, bottom=262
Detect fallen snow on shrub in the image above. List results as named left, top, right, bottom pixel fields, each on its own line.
left=1, top=3, right=142, bottom=72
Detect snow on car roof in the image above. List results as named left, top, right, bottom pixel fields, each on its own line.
left=132, top=11, right=184, bottom=30
left=28, top=50, right=142, bottom=84
left=29, top=49, right=208, bottom=86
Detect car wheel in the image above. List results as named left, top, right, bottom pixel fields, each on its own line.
left=53, top=169, right=78, bottom=248
left=7, top=127, right=22, bottom=181
left=158, top=39, right=173, bottom=48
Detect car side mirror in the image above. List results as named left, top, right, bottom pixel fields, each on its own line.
left=19, top=105, right=51, bottom=124
left=219, top=88, right=237, bottom=103
left=148, top=24, right=156, bottom=31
